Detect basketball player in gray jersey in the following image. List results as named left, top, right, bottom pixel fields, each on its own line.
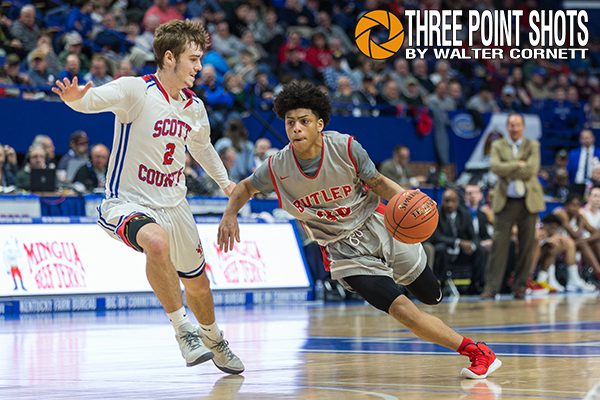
left=218, top=81, right=501, bottom=379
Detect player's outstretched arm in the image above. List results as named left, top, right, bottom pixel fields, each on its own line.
left=364, top=172, right=406, bottom=202
left=51, top=77, right=93, bottom=103
left=218, top=177, right=260, bottom=252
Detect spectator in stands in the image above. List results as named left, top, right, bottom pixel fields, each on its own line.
left=248, top=70, right=274, bottom=109
left=507, top=66, right=532, bottom=109
left=73, top=143, right=109, bottom=192
left=553, top=194, right=600, bottom=289
left=239, top=29, right=267, bottom=63
left=482, top=113, right=545, bottom=299
left=279, top=47, right=320, bottom=84
left=2, top=145, right=18, bottom=180
left=316, top=10, right=354, bottom=54
left=84, top=54, right=113, bottom=87
left=497, top=85, right=524, bottom=112
left=184, top=152, right=210, bottom=196
left=4, top=54, right=31, bottom=97
left=401, top=77, right=425, bottom=109
left=412, top=59, right=434, bottom=94
left=332, top=76, right=360, bottom=116
left=378, top=79, right=405, bottom=117
left=136, top=13, right=159, bottom=54
left=585, top=94, right=600, bottom=130
left=567, top=129, right=600, bottom=185
left=16, top=144, right=47, bottom=191
left=590, top=165, right=600, bottom=189
left=349, top=57, right=375, bottom=89
left=525, top=68, right=551, bottom=101
left=143, top=0, right=183, bottom=26
left=430, top=60, right=453, bottom=86
left=223, top=71, right=249, bottom=118
left=379, top=145, right=422, bottom=188
left=28, top=32, right=61, bottom=76
left=448, top=80, right=465, bottom=109
left=59, top=32, right=90, bottom=73
left=388, top=58, right=414, bottom=94
left=466, top=86, right=499, bottom=114
left=202, top=147, right=237, bottom=196
left=355, top=76, right=382, bottom=117
left=277, top=30, right=306, bottom=64
left=211, top=21, right=245, bottom=65
left=305, top=32, right=332, bottom=71
left=545, top=167, right=570, bottom=202
left=66, top=1, right=95, bottom=39
left=9, top=5, right=39, bottom=53
left=429, top=188, right=485, bottom=294
left=322, top=54, right=352, bottom=92
left=27, top=49, right=54, bottom=88
left=32, top=134, right=56, bottom=168
left=232, top=50, right=258, bottom=85
left=58, top=54, right=86, bottom=83
left=214, top=119, right=255, bottom=182
left=253, top=7, right=285, bottom=58
left=57, top=130, right=90, bottom=183
left=278, top=0, right=317, bottom=27
left=114, top=58, right=135, bottom=79
left=194, top=64, right=233, bottom=138
left=583, top=186, right=600, bottom=230
left=426, top=81, right=456, bottom=165
left=253, top=138, right=272, bottom=169
left=542, top=87, right=582, bottom=133
left=0, top=144, right=16, bottom=188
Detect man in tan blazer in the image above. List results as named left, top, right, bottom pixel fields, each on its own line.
left=481, top=113, right=545, bottom=299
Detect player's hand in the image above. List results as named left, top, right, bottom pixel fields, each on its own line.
left=218, top=213, right=240, bottom=252
left=51, top=76, right=93, bottom=102
left=223, top=182, right=236, bottom=197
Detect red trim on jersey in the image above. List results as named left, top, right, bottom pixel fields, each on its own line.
left=375, top=202, right=386, bottom=215
left=291, top=134, right=324, bottom=180
left=152, top=74, right=170, bottom=103
left=142, top=74, right=153, bottom=82
left=267, top=156, right=282, bottom=208
left=116, top=213, right=145, bottom=251
left=319, top=245, right=332, bottom=271
left=182, top=88, right=197, bottom=109
left=347, top=136, right=358, bottom=174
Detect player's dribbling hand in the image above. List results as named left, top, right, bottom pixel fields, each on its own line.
left=218, top=214, right=240, bottom=252
left=51, top=76, right=93, bottom=102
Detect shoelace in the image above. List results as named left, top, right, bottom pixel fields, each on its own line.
left=180, top=331, right=202, bottom=350
left=213, top=339, right=235, bottom=361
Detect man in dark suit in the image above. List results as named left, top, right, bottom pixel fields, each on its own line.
left=428, top=188, right=485, bottom=293
left=567, top=128, right=600, bottom=185
left=464, top=184, right=493, bottom=292
left=482, top=113, right=545, bottom=299
left=73, top=144, right=109, bottom=192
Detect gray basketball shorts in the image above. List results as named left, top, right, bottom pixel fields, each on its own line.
left=97, top=197, right=205, bottom=278
left=324, top=212, right=427, bottom=289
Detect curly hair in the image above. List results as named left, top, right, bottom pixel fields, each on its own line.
left=273, top=81, right=332, bottom=126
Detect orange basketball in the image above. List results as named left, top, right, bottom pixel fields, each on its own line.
left=384, top=190, right=439, bottom=244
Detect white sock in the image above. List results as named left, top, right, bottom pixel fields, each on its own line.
left=167, top=307, right=191, bottom=332
left=199, top=321, right=221, bottom=341
left=568, top=265, right=582, bottom=281
left=537, top=270, right=549, bottom=283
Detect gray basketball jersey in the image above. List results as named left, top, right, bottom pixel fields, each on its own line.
left=268, top=132, right=379, bottom=245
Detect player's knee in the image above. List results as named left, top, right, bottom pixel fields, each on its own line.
left=389, top=295, right=420, bottom=324
left=139, top=228, right=170, bottom=260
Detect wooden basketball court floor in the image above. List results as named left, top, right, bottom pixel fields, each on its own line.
left=1, top=294, right=600, bottom=400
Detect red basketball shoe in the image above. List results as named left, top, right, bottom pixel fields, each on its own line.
left=459, top=342, right=502, bottom=379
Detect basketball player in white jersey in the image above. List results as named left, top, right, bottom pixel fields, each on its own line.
left=51, top=20, right=243, bottom=374
left=218, top=81, right=501, bottom=379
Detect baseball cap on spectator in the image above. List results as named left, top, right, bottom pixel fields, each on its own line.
left=502, top=85, right=516, bottom=96
left=65, top=32, right=83, bottom=47
left=30, top=49, right=45, bottom=61
left=7, top=54, right=20, bottom=66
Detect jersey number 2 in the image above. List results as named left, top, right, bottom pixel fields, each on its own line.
left=163, top=143, right=176, bottom=165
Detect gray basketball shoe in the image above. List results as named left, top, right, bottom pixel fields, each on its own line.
left=175, top=323, right=214, bottom=367
left=200, top=330, right=245, bottom=374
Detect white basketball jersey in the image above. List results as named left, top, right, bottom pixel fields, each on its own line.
left=67, top=74, right=225, bottom=208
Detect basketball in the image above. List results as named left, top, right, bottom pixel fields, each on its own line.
left=384, top=190, right=439, bottom=244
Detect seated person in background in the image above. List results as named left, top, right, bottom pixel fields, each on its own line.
left=582, top=187, right=600, bottom=230
left=428, top=188, right=485, bottom=294
left=184, top=152, right=211, bottom=196
left=0, top=144, right=16, bottom=188
left=554, top=194, right=600, bottom=285
left=544, top=167, right=570, bottom=202
left=567, top=129, right=600, bottom=185
left=535, top=213, right=596, bottom=292
left=379, top=145, right=424, bottom=188
left=57, top=130, right=90, bottom=183
left=16, top=145, right=50, bottom=191
left=73, top=144, right=109, bottom=192
left=464, top=184, right=493, bottom=251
